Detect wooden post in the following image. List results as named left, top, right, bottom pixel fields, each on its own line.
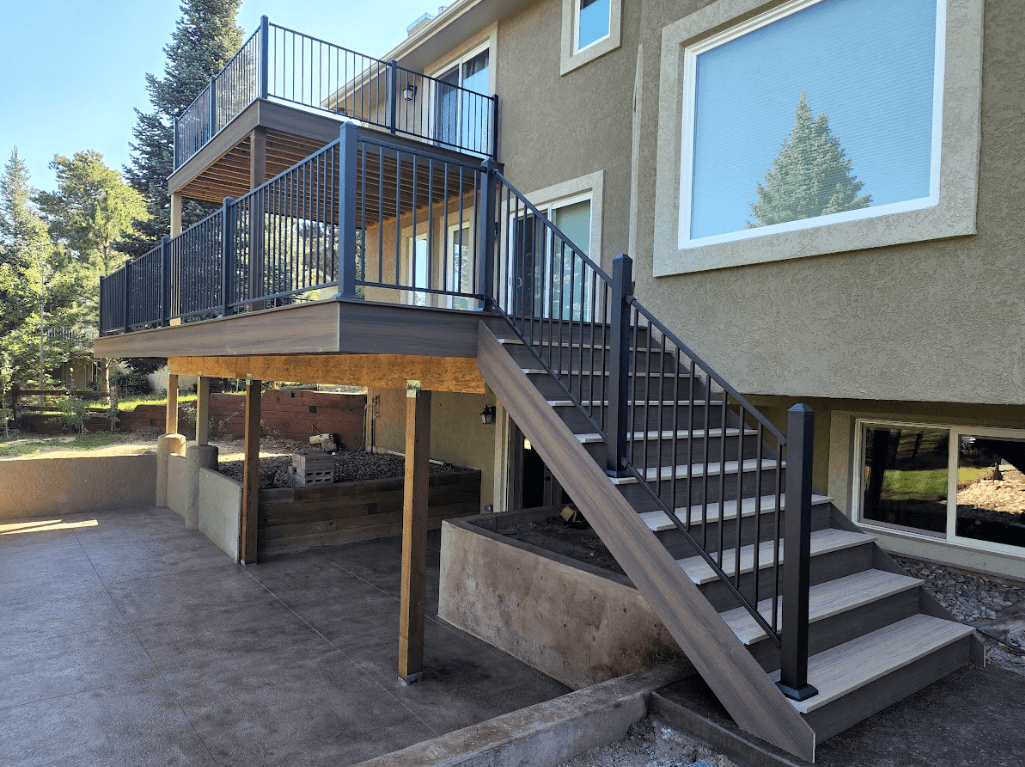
left=239, top=378, right=262, bottom=564
left=196, top=376, right=210, bottom=446
left=165, top=374, right=179, bottom=434
left=170, top=192, right=184, bottom=236
left=398, top=380, right=431, bottom=683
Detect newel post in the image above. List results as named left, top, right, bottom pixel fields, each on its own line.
left=208, top=74, right=217, bottom=137
left=160, top=235, right=171, bottom=326
left=388, top=60, right=399, bottom=134
left=335, top=121, right=360, bottom=300
left=605, top=253, right=632, bottom=477
left=221, top=197, right=235, bottom=316
left=122, top=260, right=133, bottom=335
left=777, top=403, right=819, bottom=702
left=259, top=15, right=270, bottom=100
left=477, top=159, right=497, bottom=311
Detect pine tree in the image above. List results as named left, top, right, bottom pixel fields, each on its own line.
left=122, top=0, right=244, bottom=255
left=748, top=93, right=871, bottom=228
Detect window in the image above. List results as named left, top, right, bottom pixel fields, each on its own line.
left=856, top=421, right=1025, bottom=557
left=576, top=0, right=611, bottom=52
left=408, top=235, right=429, bottom=306
left=652, top=0, right=982, bottom=275
left=447, top=223, right=475, bottom=310
left=560, top=0, right=622, bottom=75
left=435, top=47, right=490, bottom=154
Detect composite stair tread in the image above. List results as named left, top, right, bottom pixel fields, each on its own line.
left=609, top=457, right=782, bottom=485
left=677, top=528, right=872, bottom=585
left=523, top=368, right=688, bottom=377
left=576, top=427, right=759, bottom=444
left=548, top=399, right=725, bottom=407
left=639, top=493, right=832, bottom=532
left=720, top=569, right=922, bottom=645
left=770, top=614, right=975, bottom=714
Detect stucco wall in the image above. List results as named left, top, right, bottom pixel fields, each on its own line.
left=167, top=454, right=188, bottom=518
left=0, top=453, right=157, bottom=520
left=198, top=468, right=241, bottom=560
left=369, top=387, right=497, bottom=511
left=631, top=0, right=1023, bottom=406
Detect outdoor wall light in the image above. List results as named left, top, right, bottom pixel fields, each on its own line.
left=480, top=405, right=496, bottom=425
left=402, top=83, right=418, bottom=101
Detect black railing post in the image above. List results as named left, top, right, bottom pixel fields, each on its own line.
left=122, top=260, right=133, bottom=334
left=259, top=16, right=270, bottom=99
left=605, top=253, right=632, bottom=477
left=777, top=403, right=819, bottom=702
left=489, top=94, right=499, bottom=160
left=221, top=197, right=235, bottom=316
left=335, top=122, right=360, bottom=300
left=208, top=75, right=217, bottom=137
left=388, top=60, right=399, bottom=134
left=160, top=235, right=171, bottom=326
left=477, top=159, right=497, bottom=311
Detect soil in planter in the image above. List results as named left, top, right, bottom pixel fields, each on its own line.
left=501, top=514, right=626, bottom=576
left=219, top=449, right=459, bottom=489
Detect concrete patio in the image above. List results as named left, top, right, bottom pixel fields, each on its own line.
left=0, top=506, right=569, bottom=767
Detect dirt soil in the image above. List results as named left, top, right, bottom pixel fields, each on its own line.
left=0, top=430, right=158, bottom=459
left=556, top=715, right=735, bottom=767
left=501, top=515, right=625, bottom=576
left=216, top=439, right=459, bottom=489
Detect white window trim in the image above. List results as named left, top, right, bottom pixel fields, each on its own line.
left=561, top=0, right=622, bottom=75
left=574, top=0, right=612, bottom=54
left=652, top=0, right=982, bottom=276
left=446, top=221, right=475, bottom=310
left=853, top=418, right=1025, bottom=560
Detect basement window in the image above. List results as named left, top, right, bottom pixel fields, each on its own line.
left=856, top=421, right=1025, bottom=557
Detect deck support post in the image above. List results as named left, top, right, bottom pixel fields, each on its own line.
left=239, top=378, right=262, bottom=565
left=398, top=380, right=431, bottom=683
left=249, top=128, right=268, bottom=310
left=605, top=254, right=632, bottom=478
left=170, top=192, right=183, bottom=236
left=196, top=376, right=210, bottom=446
left=165, top=374, right=179, bottom=435
left=777, top=404, right=818, bottom=702
left=335, top=121, right=360, bottom=300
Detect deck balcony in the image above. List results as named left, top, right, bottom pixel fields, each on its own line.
left=170, top=16, right=498, bottom=209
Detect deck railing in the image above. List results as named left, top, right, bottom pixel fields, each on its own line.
left=174, top=16, right=498, bottom=168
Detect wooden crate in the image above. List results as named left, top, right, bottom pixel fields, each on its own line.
left=292, top=453, right=335, bottom=487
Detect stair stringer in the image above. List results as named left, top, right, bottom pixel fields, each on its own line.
left=477, top=322, right=817, bottom=762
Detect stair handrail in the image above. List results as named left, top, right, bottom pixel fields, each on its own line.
left=485, top=167, right=814, bottom=698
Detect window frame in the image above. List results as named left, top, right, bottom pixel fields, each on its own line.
left=561, top=0, right=622, bottom=75
left=652, top=0, right=983, bottom=276
left=574, top=0, right=612, bottom=54
left=427, top=37, right=494, bottom=156
left=854, top=418, right=1025, bottom=559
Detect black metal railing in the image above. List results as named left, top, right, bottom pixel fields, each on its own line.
left=174, top=17, right=498, bottom=168
left=483, top=168, right=816, bottom=700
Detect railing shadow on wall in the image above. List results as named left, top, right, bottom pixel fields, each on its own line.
left=173, top=16, right=498, bottom=169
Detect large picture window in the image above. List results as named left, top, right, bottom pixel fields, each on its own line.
left=680, top=0, right=943, bottom=248
left=857, top=421, right=1025, bottom=557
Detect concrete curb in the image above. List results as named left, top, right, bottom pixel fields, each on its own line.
left=348, top=665, right=688, bottom=767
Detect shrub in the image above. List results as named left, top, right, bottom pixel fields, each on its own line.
left=47, top=397, right=91, bottom=435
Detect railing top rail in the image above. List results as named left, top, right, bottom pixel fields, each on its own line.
left=232, top=136, right=342, bottom=207
left=268, top=21, right=390, bottom=69
left=358, top=131, right=484, bottom=170
left=172, top=205, right=224, bottom=238
left=394, top=60, right=497, bottom=102
left=177, top=26, right=261, bottom=121
left=494, top=170, right=611, bottom=284
left=625, top=297, right=786, bottom=444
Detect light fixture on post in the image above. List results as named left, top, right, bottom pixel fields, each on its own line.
left=480, top=405, right=496, bottom=425
left=402, top=82, right=418, bottom=101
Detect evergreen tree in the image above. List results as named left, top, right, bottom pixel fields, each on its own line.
left=122, top=0, right=244, bottom=255
left=748, top=93, right=871, bottom=228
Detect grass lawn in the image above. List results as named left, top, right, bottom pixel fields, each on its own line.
left=879, top=467, right=991, bottom=501
left=117, top=392, right=197, bottom=411
left=0, top=432, right=132, bottom=459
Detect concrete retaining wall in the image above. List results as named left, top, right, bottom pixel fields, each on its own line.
left=198, top=468, right=241, bottom=560
left=0, top=453, right=157, bottom=520
left=439, top=509, right=693, bottom=689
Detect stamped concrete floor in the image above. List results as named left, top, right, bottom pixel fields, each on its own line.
left=0, top=506, right=569, bottom=767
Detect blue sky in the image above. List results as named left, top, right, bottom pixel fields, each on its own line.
left=0, top=0, right=438, bottom=192
left=689, top=0, right=938, bottom=239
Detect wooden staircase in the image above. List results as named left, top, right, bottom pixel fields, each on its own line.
left=477, top=320, right=980, bottom=762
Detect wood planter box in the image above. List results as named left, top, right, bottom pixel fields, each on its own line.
left=439, top=508, right=694, bottom=690
left=258, top=468, right=481, bottom=555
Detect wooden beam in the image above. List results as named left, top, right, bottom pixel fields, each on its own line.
left=166, top=374, right=179, bottom=434
left=168, top=353, right=485, bottom=394
left=239, top=378, right=262, bottom=564
left=196, top=376, right=210, bottom=445
left=398, top=381, right=431, bottom=683
left=170, top=193, right=183, bottom=236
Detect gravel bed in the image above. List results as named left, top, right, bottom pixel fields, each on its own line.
left=218, top=449, right=459, bottom=489
left=556, top=716, right=735, bottom=767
